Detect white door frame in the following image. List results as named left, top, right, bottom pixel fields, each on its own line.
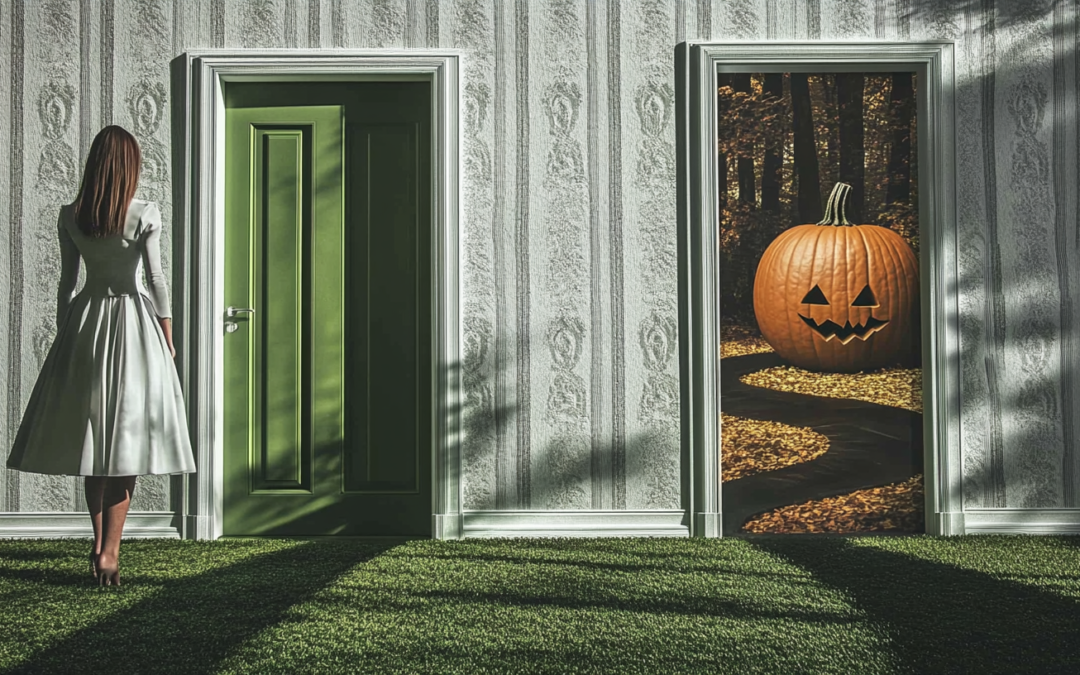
left=172, top=50, right=463, bottom=541
left=676, top=41, right=965, bottom=536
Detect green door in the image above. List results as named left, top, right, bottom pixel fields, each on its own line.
left=223, top=82, right=432, bottom=537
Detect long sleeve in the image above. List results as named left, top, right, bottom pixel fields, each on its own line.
left=56, top=209, right=80, bottom=329
left=139, top=202, right=172, bottom=319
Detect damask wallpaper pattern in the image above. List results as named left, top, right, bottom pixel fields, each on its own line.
left=0, top=0, right=1077, bottom=517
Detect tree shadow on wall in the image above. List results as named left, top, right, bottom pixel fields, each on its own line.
left=467, top=345, right=684, bottom=510
left=523, top=428, right=681, bottom=511
left=918, top=1, right=1080, bottom=509
left=460, top=316, right=683, bottom=511
left=900, top=0, right=1047, bottom=35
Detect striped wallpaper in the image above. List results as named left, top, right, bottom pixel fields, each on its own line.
left=0, top=0, right=1076, bottom=515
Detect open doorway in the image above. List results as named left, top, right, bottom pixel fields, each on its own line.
left=717, top=71, right=924, bottom=534
left=677, top=42, right=962, bottom=538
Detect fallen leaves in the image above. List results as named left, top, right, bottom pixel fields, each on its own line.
left=720, top=413, right=829, bottom=482
left=741, top=474, right=925, bottom=534
left=720, top=325, right=774, bottom=359
left=740, top=364, right=922, bottom=413
left=720, top=324, right=924, bottom=533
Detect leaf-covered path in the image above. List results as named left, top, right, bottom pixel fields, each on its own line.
left=720, top=352, right=923, bottom=533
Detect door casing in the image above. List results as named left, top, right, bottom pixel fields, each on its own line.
left=173, top=51, right=463, bottom=541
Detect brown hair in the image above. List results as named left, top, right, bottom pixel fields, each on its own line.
left=73, top=125, right=141, bottom=237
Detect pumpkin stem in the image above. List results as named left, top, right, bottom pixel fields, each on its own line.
left=817, top=182, right=853, bottom=226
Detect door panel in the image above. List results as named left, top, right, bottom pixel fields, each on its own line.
left=223, top=82, right=431, bottom=537
left=224, top=106, right=342, bottom=533
left=258, top=128, right=307, bottom=490
left=345, top=123, right=421, bottom=494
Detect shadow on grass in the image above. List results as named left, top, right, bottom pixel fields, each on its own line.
left=1054, top=535, right=1080, bottom=551
left=746, top=537, right=1080, bottom=675
left=411, top=586, right=854, bottom=625
left=378, top=542, right=847, bottom=625
left=401, top=546, right=812, bottom=582
left=0, top=546, right=73, bottom=564
left=0, top=565, right=91, bottom=587
left=2, top=541, right=395, bottom=675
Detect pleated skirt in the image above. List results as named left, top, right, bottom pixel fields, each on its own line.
left=6, top=292, right=196, bottom=476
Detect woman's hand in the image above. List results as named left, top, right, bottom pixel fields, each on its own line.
left=158, top=317, right=176, bottom=359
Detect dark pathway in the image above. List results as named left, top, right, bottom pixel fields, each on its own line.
left=721, top=352, right=923, bottom=533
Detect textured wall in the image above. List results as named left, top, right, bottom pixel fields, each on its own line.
left=0, top=0, right=1077, bottom=518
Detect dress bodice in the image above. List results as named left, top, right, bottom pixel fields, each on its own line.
left=56, top=199, right=172, bottom=326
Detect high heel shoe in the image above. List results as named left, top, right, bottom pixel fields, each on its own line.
left=97, top=564, right=120, bottom=587
left=89, top=552, right=99, bottom=581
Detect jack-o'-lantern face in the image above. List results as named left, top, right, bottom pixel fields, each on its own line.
left=751, top=183, right=920, bottom=373
left=797, top=283, right=888, bottom=344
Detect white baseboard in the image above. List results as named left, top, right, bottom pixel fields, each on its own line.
left=433, top=513, right=462, bottom=539
left=461, top=509, right=689, bottom=538
left=0, top=511, right=686, bottom=540
left=11, top=508, right=1070, bottom=539
left=186, top=514, right=216, bottom=540
left=0, top=512, right=180, bottom=539
left=695, top=512, right=721, bottom=537
left=963, top=508, right=1080, bottom=535
left=927, top=510, right=966, bottom=536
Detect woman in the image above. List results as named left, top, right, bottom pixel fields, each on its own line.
left=6, top=125, right=195, bottom=587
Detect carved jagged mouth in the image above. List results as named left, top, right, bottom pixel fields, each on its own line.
left=798, top=314, right=889, bottom=344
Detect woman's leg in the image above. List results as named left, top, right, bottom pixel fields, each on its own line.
left=96, top=475, right=137, bottom=586
left=84, top=477, right=106, bottom=572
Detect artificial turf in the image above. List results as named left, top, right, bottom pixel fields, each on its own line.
left=0, top=535, right=1077, bottom=674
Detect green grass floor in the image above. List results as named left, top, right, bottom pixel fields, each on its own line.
left=0, top=535, right=1078, bottom=674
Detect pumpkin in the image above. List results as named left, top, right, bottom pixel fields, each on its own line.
left=752, top=182, right=919, bottom=373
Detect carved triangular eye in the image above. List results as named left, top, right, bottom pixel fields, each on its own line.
left=801, top=285, right=829, bottom=305
left=851, top=284, right=878, bottom=307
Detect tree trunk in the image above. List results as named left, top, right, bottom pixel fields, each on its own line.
left=717, top=72, right=730, bottom=213
left=761, top=73, right=784, bottom=212
left=886, top=71, right=913, bottom=205
left=791, top=73, right=821, bottom=222
left=732, top=73, right=756, bottom=205
left=836, top=73, right=865, bottom=222
left=821, top=75, right=838, bottom=188
left=717, top=73, right=732, bottom=316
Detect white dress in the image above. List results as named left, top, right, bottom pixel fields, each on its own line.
left=6, top=199, right=196, bottom=476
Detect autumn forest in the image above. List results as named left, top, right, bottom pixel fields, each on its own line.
left=718, top=71, right=919, bottom=327
left=718, top=71, right=925, bottom=535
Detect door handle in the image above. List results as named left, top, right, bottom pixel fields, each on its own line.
left=226, top=306, right=255, bottom=319
left=224, top=306, right=255, bottom=333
